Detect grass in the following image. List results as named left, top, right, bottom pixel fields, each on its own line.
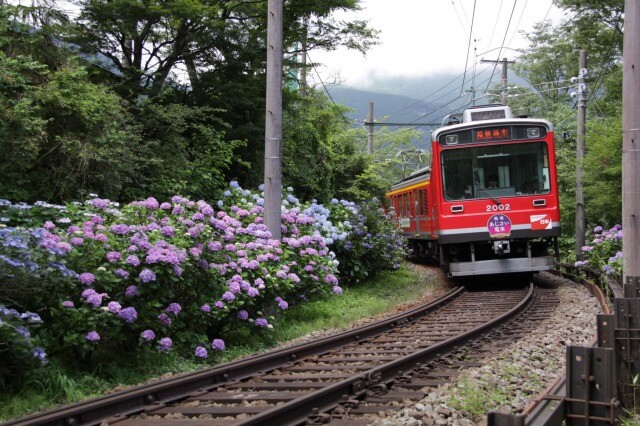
left=448, top=373, right=511, bottom=418
left=0, top=262, right=440, bottom=422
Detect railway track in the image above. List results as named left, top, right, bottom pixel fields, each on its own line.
left=7, top=280, right=563, bottom=426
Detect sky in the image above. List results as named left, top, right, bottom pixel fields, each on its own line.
left=311, top=0, right=564, bottom=89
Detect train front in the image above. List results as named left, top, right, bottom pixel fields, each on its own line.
left=431, top=105, right=560, bottom=277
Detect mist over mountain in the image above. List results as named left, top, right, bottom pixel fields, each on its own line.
left=325, top=74, right=460, bottom=149
left=324, top=71, right=531, bottom=149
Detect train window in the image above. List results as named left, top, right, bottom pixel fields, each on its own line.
left=422, top=188, right=429, bottom=214
left=441, top=142, right=550, bottom=201
left=414, top=190, right=421, bottom=215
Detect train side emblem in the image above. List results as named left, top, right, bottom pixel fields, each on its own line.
left=487, top=214, right=512, bottom=238
left=530, top=214, right=552, bottom=230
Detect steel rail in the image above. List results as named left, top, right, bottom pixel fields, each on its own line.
left=4, top=287, right=465, bottom=426
left=237, top=282, right=534, bottom=426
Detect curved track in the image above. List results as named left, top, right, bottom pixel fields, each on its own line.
left=7, top=282, right=549, bottom=426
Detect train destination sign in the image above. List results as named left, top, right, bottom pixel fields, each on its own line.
left=473, top=127, right=511, bottom=142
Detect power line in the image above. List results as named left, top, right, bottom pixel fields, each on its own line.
left=484, top=0, right=518, bottom=94
left=460, top=0, right=478, bottom=97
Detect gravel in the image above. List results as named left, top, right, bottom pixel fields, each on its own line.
left=367, top=271, right=602, bottom=426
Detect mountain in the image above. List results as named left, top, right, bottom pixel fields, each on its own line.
left=324, top=71, right=531, bottom=149
left=325, top=84, right=447, bottom=149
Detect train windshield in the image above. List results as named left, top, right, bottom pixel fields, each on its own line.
left=441, top=142, right=550, bottom=201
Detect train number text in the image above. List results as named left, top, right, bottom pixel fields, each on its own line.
left=486, top=203, right=511, bottom=212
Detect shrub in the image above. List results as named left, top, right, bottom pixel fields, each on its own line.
left=0, top=305, right=47, bottom=389
left=575, top=224, right=623, bottom=278
left=0, top=183, right=407, bottom=380
left=305, top=197, right=406, bottom=284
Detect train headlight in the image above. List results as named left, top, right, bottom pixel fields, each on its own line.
left=445, top=135, right=459, bottom=145
left=527, top=128, right=540, bottom=138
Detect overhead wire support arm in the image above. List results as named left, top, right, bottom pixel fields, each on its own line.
left=362, top=121, right=441, bottom=126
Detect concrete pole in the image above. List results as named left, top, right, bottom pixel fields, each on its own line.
left=367, top=101, right=374, bottom=155
left=264, top=0, right=283, bottom=241
left=575, top=50, right=587, bottom=258
left=480, top=58, right=514, bottom=105
left=622, top=0, right=640, bottom=282
left=500, top=57, right=509, bottom=105
left=299, top=16, right=308, bottom=97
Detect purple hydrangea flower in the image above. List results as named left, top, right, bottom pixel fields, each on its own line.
left=140, top=329, right=156, bottom=340
left=126, top=255, right=140, bottom=266
left=86, top=331, right=100, bottom=342
left=214, top=301, right=225, bottom=309
left=110, top=224, right=129, bottom=235
left=237, top=310, right=249, bottom=320
left=165, top=303, right=181, bottom=315
left=324, top=274, right=338, bottom=285
left=276, top=297, right=288, bottom=310
left=125, top=285, right=138, bottom=296
left=62, top=300, right=75, bottom=308
left=255, top=318, right=269, bottom=327
left=157, top=313, right=172, bottom=325
left=200, top=304, right=211, bottom=312
left=118, top=307, right=138, bottom=323
left=139, top=269, right=156, bottom=283
left=107, top=301, right=122, bottom=313
left=70, top=237, right=84, bottom=246
left=195, top=346, right=208, bottom=358
left=90, top=198, right=110, bottom=209
left=332, top=286, right=343, bottom=295
left=32, top=346, right=47, bottom=364
left=115, top=268, right=130, bottom=279
left=158, top=337, right=172, bottom=352
left=78, top=272, right=96, bottom=285
left=211, top=338, right=225, bottom=351
left=106, top=251, right=122, bottom=263
left=222, top=291, right=235, bottom=301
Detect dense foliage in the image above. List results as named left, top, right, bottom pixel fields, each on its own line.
left=509, top=0, right=624, bottom=249
left=0, top=1, right=387, bottom=204
left=0, top=183, right=405, bottom=388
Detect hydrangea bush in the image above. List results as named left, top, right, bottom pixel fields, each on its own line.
left=306, top=198, right=406, bottom=284
left=575, top=224, right=623, bottom=278
left=0, top=305, right=46, bottom=389
left=0, top=183, right=406, bottom=383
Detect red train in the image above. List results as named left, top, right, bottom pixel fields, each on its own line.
left=386, top=104, right=560, bottom=277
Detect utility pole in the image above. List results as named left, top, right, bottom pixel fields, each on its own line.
left=481, top=57, right=515, bottom=105
left=575, top=50, right=587, bottom=258
left=622, top=0, right=640, bottom=283
left=367, top=101, right=374, bottom=155
left=299, top=16, right=308, bottom=97
left=264, top=0, right=283, bottom=241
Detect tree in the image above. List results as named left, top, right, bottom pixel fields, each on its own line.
left=511, top=0, right=624, bottom=236
left=70, top=0, right=379, bottom=98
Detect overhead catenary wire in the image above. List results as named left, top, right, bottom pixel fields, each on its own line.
left=483, top=0, right=519, bottom=94
left=307, top=52, right=353, bottom=125
left=460, top=0, right=478, bottom=97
